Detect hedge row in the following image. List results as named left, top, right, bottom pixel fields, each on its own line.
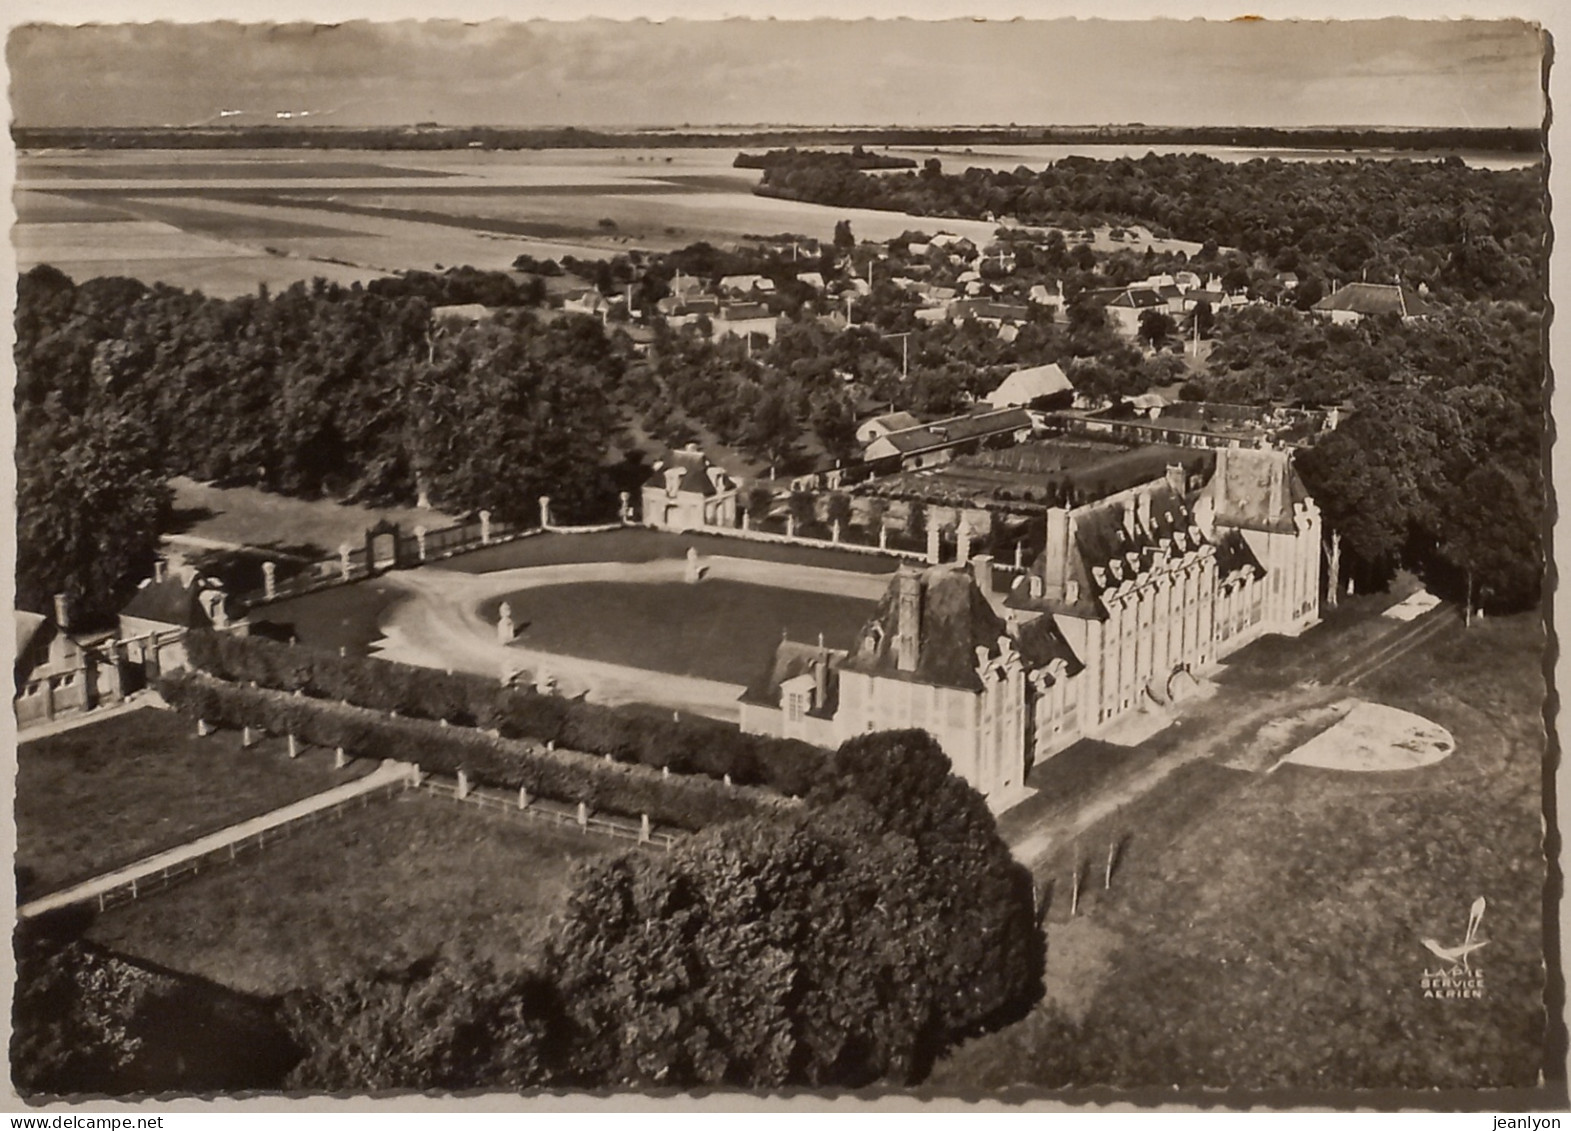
left=159, top=670, right=791, bottom=833
left=186, top=631, right=823, bottom=796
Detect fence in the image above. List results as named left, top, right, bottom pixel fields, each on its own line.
left=240, top=513, right=531, bottom=610
left=417, top=774, right=684, bottom=853
left=28, top=776, right=414, bottom=919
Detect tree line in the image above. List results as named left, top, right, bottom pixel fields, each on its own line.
left=16, top=265, right=625, bottom=622
left=755, top=151, right=1546, bottom=305
left=1195, top=302, right=1544, bottom=612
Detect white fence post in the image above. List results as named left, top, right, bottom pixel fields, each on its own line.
left=335, top=746, right=347, bottom=769
left=640, top=813, right=651, bottom=843
left=518, top=785, right=530, bottom=810
left=457, top=769, right=470, bottom=800
left=287, top=734, right=299, bottom=759
left=197, top=719, right=212, bottom=737
left=577, top=801, right=588, bottom=829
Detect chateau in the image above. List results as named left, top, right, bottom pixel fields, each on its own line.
left=741, top=445, right=1323, bottom=804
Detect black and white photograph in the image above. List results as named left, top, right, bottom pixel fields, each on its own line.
left=2, top=3, right=1560, bottom=1108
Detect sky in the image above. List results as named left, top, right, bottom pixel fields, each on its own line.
left=5, top=17, right=1547, bottom=130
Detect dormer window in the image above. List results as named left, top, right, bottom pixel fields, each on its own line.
left=664, top=468, right=684, bottom=497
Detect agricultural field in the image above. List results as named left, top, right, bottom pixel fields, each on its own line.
left=15, top=707, right=374, bottom=900
left=15, top=146, right=1001, bottom=296
left=87, top=790, right=617, bottom=997
left=476, top=578, right=877, bottom=684
left=931, top=612, right=1548, bottom=1092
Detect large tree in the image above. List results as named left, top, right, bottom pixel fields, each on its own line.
left=16, top=402, right=172, bottom=625
left=548, top=729, right=1042, bottom=1089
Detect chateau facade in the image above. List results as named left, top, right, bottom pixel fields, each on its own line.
left=742, top=445, right=1323, bottom=805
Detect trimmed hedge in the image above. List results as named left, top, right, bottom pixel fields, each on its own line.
left=159, top=671, right=790, bottom=833
left=185, top=630, right=822, bottom=796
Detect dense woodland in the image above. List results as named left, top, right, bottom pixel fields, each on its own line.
left=758, top=151, right=1546, bottom=305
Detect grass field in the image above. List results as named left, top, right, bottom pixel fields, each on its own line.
left=15, top=708, right=374, bottom=900
left=169, top=476, right=457, bottom=558
left=247, top=578, right=409, bottom=654
left=931, top=612, right=1547, bottom=1092
left=442, top=527, right=901, bottom=576
left=86, top=791, right=616, bottom=997
left=476, top=578, right=876, bottom=684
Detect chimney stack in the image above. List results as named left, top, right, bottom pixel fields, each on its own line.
left=1268, top=453, right=1285, bottom=518
left=1042, top=507, right=1071, bottom=600
left=1123, top=497, right=1138, bottom=539
left=1136, top=491, right=1152, bottom=533
left=52, top=593, right=70, bottom=631
left=1166, top=463, right=1186, bottom=499
left=895, top=567, right=922, bottom=673
left=153, top=558, right=167, bottom=584
left=812, top=656, right=829, bottom=709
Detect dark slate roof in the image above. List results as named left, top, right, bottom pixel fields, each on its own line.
left=930, top=407, right=1034, bottom=443
left=15, top=610, right=47, bottom=661
left=645, top=448, right=730, bottom=497
left=864, top=411, right=922, bottom=434
left=874, top=407, right=1032, bottom=456
left=842, top=566, right=1008, bottom=693
left=1108, top=288, right=1167, bottom=310
left=1312, top=282, right=1434, bottom=318
left=1204, top=448, right=1302, bottom=535
left=1009, top=483, right=1201, bottom=621
left=1213, top=528, right=1266, bottom=579
left=120, top=574, right=212, bottom=628
left=738, top=638, right=844, bottom=716
left=1013, top=614, right=1085, bottom=678
left=721, top=302, right=772, bottom=320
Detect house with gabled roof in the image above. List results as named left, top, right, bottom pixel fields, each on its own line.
left=641, top=444, right=739, bottom=532
left=863, top=406, right=1035, bottom=470
left=1311, top=281, right=1434, bottom=324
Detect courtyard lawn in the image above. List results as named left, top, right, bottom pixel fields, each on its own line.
left=442, top=526, right=900, bottom=576
left=16, top=708, right=374, bottom=900
left=246, top=577, right=409, bottom=655
left=169, top=476, right=457, bottom=560
left=476, top=579, right=877, bottom=685
left=87, top=791, right=616, bottom=997
left=931, top=613, right=1547, bottom=1092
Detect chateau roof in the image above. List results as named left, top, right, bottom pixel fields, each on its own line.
left=842, top=567, right=1007, bottom=693
left=646, top=447, right=731, bottom=497
left=1009, top=481, right=1200, bottom=621
left=1013, top=614, right=1085, bottom=678
left=1200, top=447, right=1305, bottom=535
left=738, top=639, right=844, bottom=715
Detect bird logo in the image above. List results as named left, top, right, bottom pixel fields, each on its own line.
left=1422, top=896, right=1488, bottom=973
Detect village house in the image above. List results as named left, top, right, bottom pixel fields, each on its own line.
left=641, top=444, right=739, bottom=532
left=714, top=301, right=780, bottom=344
left=1312, top=281, right=1434, bottom=323
left=854, top=410, right=924, bottom=447
left=985, top=362, right=1074, bottom=410
left=862, top=406, right=1036, bottom=469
